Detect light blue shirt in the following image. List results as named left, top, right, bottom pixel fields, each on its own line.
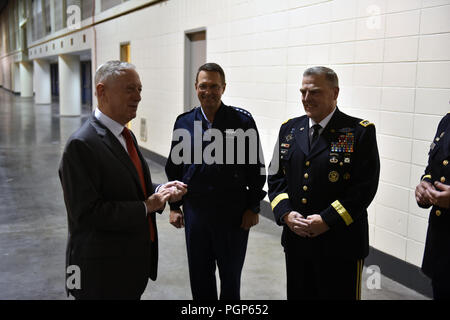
left=200, top=107, right=213, bottom=129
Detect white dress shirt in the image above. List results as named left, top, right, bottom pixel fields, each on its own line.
left=94, top=108, right=129, bottom=154
left=308, top=107, right=337, bottom=141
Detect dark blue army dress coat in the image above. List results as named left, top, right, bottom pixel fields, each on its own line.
left=268, top=107, right=380, bottom=259
left=420, top=112, right=450, bottom=281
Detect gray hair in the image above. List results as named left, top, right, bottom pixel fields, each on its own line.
left=94, top=60, right=136, bottom=85
left=303, top=66, right=339, bottom=88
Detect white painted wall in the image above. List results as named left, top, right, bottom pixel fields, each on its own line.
left=1, top=0, right=450, bottom=267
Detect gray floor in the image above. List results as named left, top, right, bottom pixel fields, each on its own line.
left=0, top=89, right=429, bottom=300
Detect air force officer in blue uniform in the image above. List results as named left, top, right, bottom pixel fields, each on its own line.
left=165, top=63, right=266, bottom=300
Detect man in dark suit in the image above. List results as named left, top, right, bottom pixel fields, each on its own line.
left=165, top=63, right=266, bottom=300
left=59, top=61, right=187, bottom=300
left=415, top=112, right=450, bottom=299
left=268, top=66, right=380, bottom=300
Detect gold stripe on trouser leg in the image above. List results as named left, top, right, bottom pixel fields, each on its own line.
left=356, top=260, right=363, bottom=300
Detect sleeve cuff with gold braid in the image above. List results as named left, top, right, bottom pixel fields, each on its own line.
left=270, top=193, right=293, bottom=225
left=271, top=193, right=289, bottom=210
left=421, top=174, right=432, bottom=183
left=321, top=200, right=354, bottom=228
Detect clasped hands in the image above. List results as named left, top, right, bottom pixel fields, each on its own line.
left=283, top=211, right=329, bottom=238
left=415, top=180, right=450, bottom=209
left=170, top=208, right=259, bottom=230
left=144, top=181, right=188, bottom=213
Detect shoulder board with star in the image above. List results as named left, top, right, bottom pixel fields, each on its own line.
left=359, top=120, right=374, bottom=127
left=232, top=106, right=253, bottom=119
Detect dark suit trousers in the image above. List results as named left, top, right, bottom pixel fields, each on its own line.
left=285, top=248, right=363, bottom=300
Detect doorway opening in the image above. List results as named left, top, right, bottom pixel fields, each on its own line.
left=184, top=29, right=206, bottom=111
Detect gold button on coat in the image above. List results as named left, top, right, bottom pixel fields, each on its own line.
left=441, top=177, right=446, bottom=183
left=305, top=161, right=310, bottom=167
left=304, top=173, right=309, bottom=179
left=303, top=185, right=308, bottom=191
left=436, top=210, right=441, bottom=217
left=443, top=160, right=449, bottom=166
left=302, top=198, right=307, bottom=204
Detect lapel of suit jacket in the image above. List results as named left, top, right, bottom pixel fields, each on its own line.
left=306, top=108, right=342, bottom=160
left=89, top=116, right=146, bottom=198
left=294, top=117, right=310, bottom=156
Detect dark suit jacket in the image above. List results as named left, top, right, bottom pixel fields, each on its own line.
left=59, top=115, right=159, bottom=299
left=268, top=108, right=380, bottom=259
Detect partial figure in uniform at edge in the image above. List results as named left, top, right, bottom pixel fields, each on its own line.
left=59, top=61, right=187, bottom=300
left=165, top=62, right=266, bottom=300
left=415, top=111, right=450, bottom=300
left=268, top=66, right=380, bottom=300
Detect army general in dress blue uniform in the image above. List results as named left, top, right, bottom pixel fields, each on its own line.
left=165, top=63, right=266, bottom=300
left=416, top=112, right=450, bottom=299
left=268, top=66, right=380, bottom=300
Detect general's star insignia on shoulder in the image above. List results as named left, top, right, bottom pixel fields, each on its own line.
left=359, top=120, right=374, bottom=127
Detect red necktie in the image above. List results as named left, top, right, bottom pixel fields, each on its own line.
left=122, top=127, right=155, bottom=242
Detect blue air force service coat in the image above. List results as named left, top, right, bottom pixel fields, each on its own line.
left=268, top=108, right=380, bottom=259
